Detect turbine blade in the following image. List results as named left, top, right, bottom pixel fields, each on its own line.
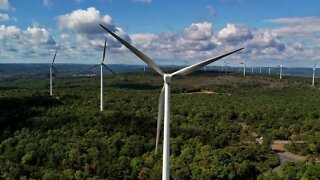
left=52, top=66, right=59, bottom=74
left=100, top=24, right=164, bottom=76
left=52, top=49, right=57, bottom=65
left=102, top=64, right=123, bottom=80
left=78, top=64, right=99, bottom=74
left=155, top=85, right=165, bottom=154
left=171, top=48, right=243, bottom=76
left=102, top=38, right=107, bottom=63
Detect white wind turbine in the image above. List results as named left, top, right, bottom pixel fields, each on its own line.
left=224, top=60, right=228, bottom=74
left=280, top=61, right=283, bottom=80
left=100, top=24, right=243, bottom=180
left=240, top=60, right=246, bottom=76
left=80, top=38, right=119, bottom=111
left=312, top=63, right=316, bottom=87
left=49, top=50, right=58, bottom=96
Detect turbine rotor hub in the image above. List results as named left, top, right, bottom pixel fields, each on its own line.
left=163, top=74, right=172, bottom=84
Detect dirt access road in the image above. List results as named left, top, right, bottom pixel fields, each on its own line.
left=271, top=141, right=306, bottom=172
left=238, top=123, right=306, bottom=171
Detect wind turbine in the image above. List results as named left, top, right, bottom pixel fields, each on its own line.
left=259, top=66, right=262, bottom=74
left=49, top=50, right=58, bottom=96
left=219, top=61, right=223, bottom=71
left=100, top=24, right=243, bottom=180
left=79, top=38, right=119, bottom=111
left=240, top=60, right=246, bottom=76
left=224, top=60, right=229, bottom=74
left=268, top=67, right=271, bottom=74
left=280, top=61, right=283, bottom=80
left=312, top=63, right=316, bottom=87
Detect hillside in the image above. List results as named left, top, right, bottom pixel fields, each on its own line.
left=0, top=71, right=319, bottom=179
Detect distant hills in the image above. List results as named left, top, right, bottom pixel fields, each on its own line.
left=0, top=63, right=317, bottom=78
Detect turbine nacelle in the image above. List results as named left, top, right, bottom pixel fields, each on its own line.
left=163, top=74, right=172, bottom=84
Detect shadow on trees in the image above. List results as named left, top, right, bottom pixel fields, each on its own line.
left=101, top=110, right=157, bottom=138
left=111, top=83, right=161, bottom=90
left=0, top=95, right=61, bottom=135
left=0, top=86, right=19, bottom=90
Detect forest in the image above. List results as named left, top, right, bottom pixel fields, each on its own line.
left=0, top=70, right=319, bottom=179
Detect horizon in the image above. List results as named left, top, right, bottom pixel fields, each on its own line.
left=0, top=62, right=319, bottom=69
left=0, top=0, right=320, bottom=67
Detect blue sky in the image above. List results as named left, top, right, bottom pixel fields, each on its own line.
left=1, top=0, right=320, bottom=67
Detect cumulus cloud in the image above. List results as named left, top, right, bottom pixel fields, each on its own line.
left=56, top=7, right=132, bottom=62
left=0, top=25, right=56, bottom=61
left=218, top=23, right=253, bottom=44
left=0, top=13, right=16, bottom=22
left=247, top=30, right=285, bottom=52
left=128, top=22, right=221, bottom=61
left=0, top=0, right=14, bottom=11
left=184, top=22, right=214, bottom=40
left=0, top=13, right=9, bottom=21
left=57, top=7, right=117, bottom=34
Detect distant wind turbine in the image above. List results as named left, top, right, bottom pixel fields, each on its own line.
left=79, top=38, right=119, bottom=111
left=240, top=60, right=246, bottom=76
left=49, top=50, right=58, bottom=96
left=268, top=67, right=271, bottom=74
left=100, top=23, right=243, bottom=180
left=312, top=63, right=316, bottom=87
left=280, top=61, right=283, bottom=80
left=224, top=60, right=228, bottom=74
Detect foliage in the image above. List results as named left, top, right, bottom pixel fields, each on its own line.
left=0, top=72, right=319, bottom=179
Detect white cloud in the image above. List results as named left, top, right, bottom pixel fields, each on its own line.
left=0, top=13, right=9, bottom=21
left=57, top=7, right=116, bottom=34
left=0, top=13, right=16, bottom=22
left=0, top=25, right=56, bottom=61
left=218, top=23, right=253, bottom=44
left=56, top=7, right=132, bottom=62
left=0, top=0, right=14, bottom=11
left=267, top=16, right=320, bottom=40
left=184, top=22, right=214, bottom=40
left=128, top=22, right=221, bottom=61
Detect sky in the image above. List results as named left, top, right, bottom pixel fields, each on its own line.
left=0, top=0, right=320, bottom=67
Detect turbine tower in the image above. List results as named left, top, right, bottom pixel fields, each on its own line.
left=49, top=50, right=58, bottom=96
left=224, top=60, right=228, bottom=74
left=312, top=63, right=316, bottom=87
left=240, top=60, right=246, bottom=76
left=280, top=62, right=283, bottom=80
left=268, top=67, right=271, bottom=74
left=100, top=24, right=243, bottom=180
left=79, top=38, right=119, bottom=111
